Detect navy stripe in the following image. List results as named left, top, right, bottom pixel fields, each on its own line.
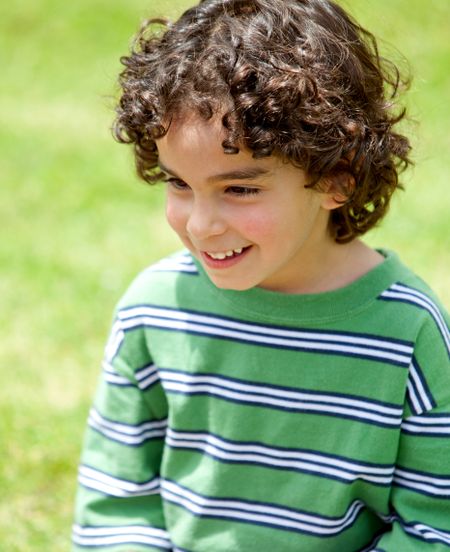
left=167, top=442, right=393, bottom=487
left=412, top=357, right=436, bottom=409
left=147, top=324, right=410, bottom=367
left=401, top=428, right=450, bottom=438
left=72, top=524, right=171, bottom=550
left=112, top=305, right=413, bottom=367
left=401, top=412, right=450, bottom=437
left=73, top=540, right=170, bottom=550
left=159, top=368, right=402, bottom=410
left=394, top=515, right=450, bottom=547
left=169, top=428, right=395, bottom=469
left=80, top=464, right=157, bottom=488
left=395, top=465, right=450, bottom=482
left=393, top=483, right=450, bottom=499
left=162, top=500, right=363, bottom=539
left=161, top=478, right=366, bottom=537
left=164, top=389, right=398, bottom=429
left=88, top=409, right=167, bottom=447
left=88, top=425, right=165, bottom=448
left=378, top=283, right=449, bottom=357
left=358, top=533, right=385, bottom=552
left=407, top=357, right=436, bottom=415
left=163, top=478, right=361, bottom=521
left=102, top=361, right=161, bottom=392
left=90, top=408, right=167, bottom=431
left=118, top=303, right=413, bottom=348
left=135, top=363, right=161, bottom=391
left=159, top=368, right=402, bottom=429
left=115, top=322, right=411, bottom=368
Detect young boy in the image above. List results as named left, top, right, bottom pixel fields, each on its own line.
left=73, top=1, right=450, bottom=550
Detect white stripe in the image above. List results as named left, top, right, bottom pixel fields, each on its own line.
left=135, top=363, right=160, bottom=389
left=119, top=305, right=413, bottom=356
left=359, top=533, right=383, bottom=552
left=73, top=524, right=169, bottom=539
left=73, top=533, right=171, bottom=548
left=102, top=361, right=131, bottom=386
left=395, top=468, right=450, bottom=487
left=79, top=465, right=160, bottom=497
left=166, top=429, right=394, bottom=484
left=408, top=361, right=433, bottom=412
left=161, top=371, right=400, bottom=414
left=145, top=252, right=197, bottom=274
left=160, top=370, right=402, bottom=426
left=165, top=380, right=400, bottom=426
left=378, top=512, right=396, bottom=524
left=119, top=315, right=411, bottom=366
left=403, top=522, right=450, bottom=545
left=161, top=480, right=364, bottom=535
left=105, top=321, right=125, bottom=362
left=88, top=409, right=167, bottom=445
left=392, top=284, right=449, bottom=337
left=402, top=423, right=450, bottom=435
left=72, top=524, right=171, bottom=548
left=102, top=361, right=160, bottom=389
left=382, top=286, right=450, bottom=353
left=406, top=379, right=422, bottom=415
left=405, top=414, right=450, bottom=425
left=150, top=261, right=198, bottom=273
left=402, top=414, right=450, bottom=435
left=394, top=478, right=450, bottom=497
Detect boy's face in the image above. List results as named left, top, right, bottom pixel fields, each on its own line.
left=156, top=115, right=337, bottom=293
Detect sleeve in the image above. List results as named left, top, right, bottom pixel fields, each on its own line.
left=72, top=313, right=171, bottom=551
left=372, top=307, right=450, bottom=551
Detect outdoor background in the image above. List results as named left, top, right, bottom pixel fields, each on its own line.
left=1, top=0, right=448, bottom=549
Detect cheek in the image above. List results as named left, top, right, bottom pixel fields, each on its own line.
left=165, top=196, right=186, bottom=233
left=238, top=207, right=285, bottom=242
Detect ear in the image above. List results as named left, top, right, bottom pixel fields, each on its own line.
left=319, top=172, right=355, bottom=211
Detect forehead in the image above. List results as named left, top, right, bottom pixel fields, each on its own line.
left=156, top=113, right=284, bottom=178
left=160, top=113, right=225, bottom=153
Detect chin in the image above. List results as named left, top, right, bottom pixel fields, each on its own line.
left=208, top=276, right=256, bottom=292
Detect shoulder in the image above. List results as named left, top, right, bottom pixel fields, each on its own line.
left=377, top=261, right=448, bottom=346
left=369, top=250, right=447, bottom=333
left=116, top=250, right=202, bottom=310
left=376, top=256, right=449, bottom=413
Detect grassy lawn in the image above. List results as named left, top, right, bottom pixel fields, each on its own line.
left=1, top=0, right=448, bottom=549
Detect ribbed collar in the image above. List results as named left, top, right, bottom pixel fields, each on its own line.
left=193, top=250, right=411, bottom=325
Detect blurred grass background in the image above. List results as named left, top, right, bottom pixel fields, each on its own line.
left=0, top=0, right=448, bottom=549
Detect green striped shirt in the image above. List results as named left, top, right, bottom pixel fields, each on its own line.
left=73, top=249, right=450, bottom=551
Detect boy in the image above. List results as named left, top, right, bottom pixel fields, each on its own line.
left=73, top=0, right=450, bottom=550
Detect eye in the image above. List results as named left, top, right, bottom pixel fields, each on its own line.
left=165, top=177, right=190, bottom=191
left=226, top=186, right=260, bottom=196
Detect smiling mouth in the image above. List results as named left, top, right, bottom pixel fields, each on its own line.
left=204, top=247, right=249, bottom=260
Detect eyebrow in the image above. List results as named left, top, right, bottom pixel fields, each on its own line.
left=157, top=161, right=271, bottom=182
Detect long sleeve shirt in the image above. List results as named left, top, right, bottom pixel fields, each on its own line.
left=73, top=250, right=450, bottom=551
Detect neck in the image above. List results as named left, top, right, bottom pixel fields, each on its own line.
left=261, top=239, right=383, bottom=295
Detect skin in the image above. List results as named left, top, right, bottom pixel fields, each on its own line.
left=156, top=114, right=382, bottom=294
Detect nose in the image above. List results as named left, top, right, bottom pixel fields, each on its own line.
left=186, top=197, right=226, bottom=241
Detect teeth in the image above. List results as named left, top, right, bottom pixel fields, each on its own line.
left=209, top=252, right=227, bottom=260
left=208, top=247, right=245, bottom=260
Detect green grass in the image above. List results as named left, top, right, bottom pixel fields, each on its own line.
left=1, top=0, right=448, bottom=549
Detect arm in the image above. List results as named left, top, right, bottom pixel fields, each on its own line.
left=73, top=316, right=170, bottom=551
left=372, top=405, right=450, bottom=551
left=373, top=304, right=450, bottom=551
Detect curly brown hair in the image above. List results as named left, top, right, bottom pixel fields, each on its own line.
left=113, top=0, right=412, bottom=242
